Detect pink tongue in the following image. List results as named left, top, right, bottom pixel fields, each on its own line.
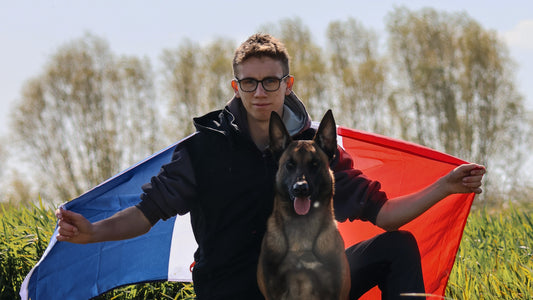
left=294, top=197, right=311, bottom=215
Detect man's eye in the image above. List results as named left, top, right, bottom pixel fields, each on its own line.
left=241, top=79, right=256, bottom=85
left=263, top=78, right=278, bottom=85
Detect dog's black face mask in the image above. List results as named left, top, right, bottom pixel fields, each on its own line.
left=269, top=110, right=337, bottom=216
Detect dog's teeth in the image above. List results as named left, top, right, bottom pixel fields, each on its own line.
left=313, top=202, right=320, bottom=208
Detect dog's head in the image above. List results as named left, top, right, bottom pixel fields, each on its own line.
left=269, top=110, right=337, bottom=216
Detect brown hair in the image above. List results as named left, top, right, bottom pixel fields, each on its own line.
left=232, top=33, right=290, bottom=77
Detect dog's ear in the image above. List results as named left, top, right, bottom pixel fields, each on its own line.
left=269, top=111, right=292, bottom=159
left=314, top=110, right=337, bottom=161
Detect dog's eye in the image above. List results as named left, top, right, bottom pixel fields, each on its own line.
left=285, top=160, right=296, bottom=170
left=310, top=159, right=320, bottom=169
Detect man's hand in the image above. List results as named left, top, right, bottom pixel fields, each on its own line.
left=376, top=163, right=486, bottom=231
left=444, top=163, right=486, bottom=195
left=55, top=206, right=152, bottom=244
left=55, top=207, right=94, bottom=244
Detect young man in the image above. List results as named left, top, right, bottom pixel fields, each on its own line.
left=56, top=33, right=485, bottom=299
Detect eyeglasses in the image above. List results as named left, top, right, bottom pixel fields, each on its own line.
left=234, top=74, right=290, bottom=92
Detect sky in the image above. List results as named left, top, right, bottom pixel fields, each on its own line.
left=1, top=0, right=532, bottom=139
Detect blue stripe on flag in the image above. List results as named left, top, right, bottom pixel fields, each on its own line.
left=22, top=142, right=183, bottom=300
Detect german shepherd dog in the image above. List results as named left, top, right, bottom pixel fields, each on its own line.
left=258, top=110, right=351, bottom=300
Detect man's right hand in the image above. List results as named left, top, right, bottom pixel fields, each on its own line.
left=55, top=207, right=94, bottom=244
left=54, top=206, right=152, bottom=244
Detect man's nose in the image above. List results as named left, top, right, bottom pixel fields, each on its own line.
left=254, top=83, right=268, bottom=97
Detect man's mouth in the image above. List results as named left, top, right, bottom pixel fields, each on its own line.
left=253, top=102, right=270, bottom=108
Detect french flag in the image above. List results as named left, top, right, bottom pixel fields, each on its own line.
left=20, top=140, right=197, bottom=300
left=21, top=126, right=475, bottom=299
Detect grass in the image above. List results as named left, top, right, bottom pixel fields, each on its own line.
left=1, top=200, right=532, bottom=299
left=0, top=198, right=54, bottom=300
left=445, top=203, right=533, bottom=299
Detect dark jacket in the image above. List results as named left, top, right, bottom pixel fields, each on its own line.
left=136, top=93, right=387, bottom=298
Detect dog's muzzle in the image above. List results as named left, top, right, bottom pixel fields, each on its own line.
left=291, top=180, right=311, bottom=216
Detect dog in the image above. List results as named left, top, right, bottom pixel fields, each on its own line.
left=257, top=110, right=351, bottom=300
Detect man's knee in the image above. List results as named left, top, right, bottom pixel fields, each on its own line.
left=380, top=230, right=421, bottom=261
left=383, top=230, right=417, bottom=245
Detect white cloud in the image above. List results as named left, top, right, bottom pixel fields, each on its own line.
left=502, top=20, right=533, bottom=50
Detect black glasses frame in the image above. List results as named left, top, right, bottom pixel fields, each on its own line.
left=235, top=74, right=290, bottom=92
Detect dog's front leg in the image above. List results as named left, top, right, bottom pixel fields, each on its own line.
left=258, top=215, right=289, bottom=299
left=313, top=223, right=351, bottom=300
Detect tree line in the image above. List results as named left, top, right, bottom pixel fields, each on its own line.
left=2, top=7, right=531, bottom=205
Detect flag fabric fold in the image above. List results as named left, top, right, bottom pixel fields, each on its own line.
left=337, top=127, right=474, bottom=299
left=20, top=140, right=197, bottom=300
left=21, top=127, right=474, bottom=300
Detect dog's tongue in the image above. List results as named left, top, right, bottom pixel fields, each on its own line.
left=294, top=197, right=311, bottom=215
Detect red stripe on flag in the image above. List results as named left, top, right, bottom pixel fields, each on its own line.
left=336, top=126, right=475, bottom=299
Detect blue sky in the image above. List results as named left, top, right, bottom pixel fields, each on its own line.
left=1, top=0, right=532, bottom=137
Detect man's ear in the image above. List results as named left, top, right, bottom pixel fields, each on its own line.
left=284, top=76, right=294, bottom=96
left=231, top=80, right=241, bottom=98
left=269, top=111, right=291, bottom=160
left=314, top=110, right=337, bottom=161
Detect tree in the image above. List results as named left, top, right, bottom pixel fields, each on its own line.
left=160, top=39, right=203, bottom=137
left=200, top=38, right=237, bottom=113
left=7, top=15, right=531, bottom=206
left=259, top=18, right=328, bottom=119
left=160, top=38, right=235, bottom=137
left=10, top=34, right=162, bottom=202
left=386, top=7, right=527, bottom=175
left=0, top=139, right=6, bottom=202
left=326, top=18, right=389, bottom=134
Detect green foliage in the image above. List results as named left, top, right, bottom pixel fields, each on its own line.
left=385, top=7, right=525, bottom=170
left=6, top=10, right=531, bottom=205
left=94, top=282, right=195, bottom=300
left=446, top=203, right=533, bottom=299
left=11, top=33, right=164, bottom=203
left=2, top=201, right=532, bottom=299
left=0, top=200, right=196, bottom=300
left=0, top=198, right=55, bottom=300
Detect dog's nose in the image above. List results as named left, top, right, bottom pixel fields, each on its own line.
left=292, top=181, right=309, bottom=196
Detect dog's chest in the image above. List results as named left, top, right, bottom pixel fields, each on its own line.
left=285, top=248, right=323, bottom=271
left=281, top=217, right=330, bottom=267
left=284, top=216, right=322, bottom=244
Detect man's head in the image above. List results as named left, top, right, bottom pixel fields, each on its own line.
left=232, top=33, right=290, bottom=78
left=231, top=34, right=294, bottom=126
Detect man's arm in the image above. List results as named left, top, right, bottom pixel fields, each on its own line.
left=375, top=163, right=485, bottom=231
left=55, top=206, right=152, bottom=244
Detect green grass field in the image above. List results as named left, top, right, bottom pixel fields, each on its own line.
left=446, top=203, right=533, bottom=299
left=1, top=200, right=532, bottom=299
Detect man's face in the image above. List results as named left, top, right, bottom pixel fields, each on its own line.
left=232, top=56, right=293, bottom=124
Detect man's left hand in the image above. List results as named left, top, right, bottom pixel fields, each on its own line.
left=445, top=163, right=486, bottom=195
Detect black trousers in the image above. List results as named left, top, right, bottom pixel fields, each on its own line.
left=346, top=230, right=425, bottom=300
left=194, top=230, right=424, bottom=299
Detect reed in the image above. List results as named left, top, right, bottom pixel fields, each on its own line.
left=2, top=200, right=531, bottom=299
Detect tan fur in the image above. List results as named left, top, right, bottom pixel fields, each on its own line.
left=258, top=110, right=350, bottom=300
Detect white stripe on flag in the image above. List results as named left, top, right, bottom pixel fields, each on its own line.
left=19, top=229, right=59, bottom=300
left=337, top=130, right=344, bottom=149
left=167, top=214, right=197, bottom=282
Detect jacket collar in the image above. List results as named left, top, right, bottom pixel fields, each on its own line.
left=193, top=92, right=312, bottom=139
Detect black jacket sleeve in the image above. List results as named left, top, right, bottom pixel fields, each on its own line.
left=136, top=142, right=197, bottom=225
left=331, top=145, right=388, bottom=224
